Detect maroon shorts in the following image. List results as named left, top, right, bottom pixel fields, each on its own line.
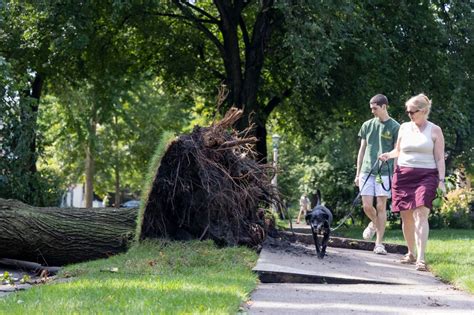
left=391, top=166, right=438, bottom=212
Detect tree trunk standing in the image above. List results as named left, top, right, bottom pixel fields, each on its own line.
left=84, top=107, right=98, bottom=208
left=114, top=163, right=121, bottom=208
left=17, top=73, right=44, bottom=204
left=112, top=115, right=121, bottom=208
left=255, top=123, right=268, bottom=162
left=214, top=1, right=244, bottom=107
left=0, top=198, right=137, bottom=266
left=216, top=0, right=273, bottom=161
left=25, top=73, right=44, bottom=175
left=216, top=0, right=275, bottom=161
left=240, top=0, right=275, bottom=161
left=84, top=143, right=95, bottom=208
left=175, top=0, right=279, bottom=161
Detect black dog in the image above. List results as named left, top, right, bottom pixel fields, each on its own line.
left=305, top=190, right=333, bottom=259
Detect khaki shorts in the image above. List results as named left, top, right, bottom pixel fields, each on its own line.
left=359, top=174, right=391, bottom=197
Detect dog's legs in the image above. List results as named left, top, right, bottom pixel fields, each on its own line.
left=310, top=224, right=322, bottom=258
left=320, top=230, right=330, bottom=258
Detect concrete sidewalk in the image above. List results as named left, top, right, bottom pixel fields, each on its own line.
left=245, top=240, right=474, bottom=314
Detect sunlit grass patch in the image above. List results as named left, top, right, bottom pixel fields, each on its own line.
left=424, top=231, right=474, bottom=293
left=0, top=240, right=258, bottom=314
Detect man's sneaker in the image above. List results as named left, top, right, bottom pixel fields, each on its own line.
left=363, top=222, right=376, bottom=240
left=373, top=244, right=387, bottom=255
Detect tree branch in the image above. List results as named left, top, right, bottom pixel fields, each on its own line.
left=240, top=0, right=274, bottom=110
left=263, top=89, right=292, bottom=116
left=145, top=11, right=216, bottom=24
left=249, top=0, right=274, bottom=52
left=182, top=1, right=219, bottom=23
left=173, top=1, right=224, bottom=55
left=239, top=16, right=250, bottom=51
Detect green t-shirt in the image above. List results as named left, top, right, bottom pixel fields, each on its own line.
left=358, top=117, right=400, bottom=176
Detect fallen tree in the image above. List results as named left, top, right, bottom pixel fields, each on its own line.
left=0, top=198, right=137, bottom=266
left=137, top=107, right=280, bottom=247
left=1, top=107, right=279, bottom=265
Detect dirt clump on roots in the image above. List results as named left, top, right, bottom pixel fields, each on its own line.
left=139, top=107, right=279, bottom=248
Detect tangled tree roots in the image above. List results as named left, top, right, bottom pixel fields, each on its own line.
left=139, top=108, right=279, bottom=247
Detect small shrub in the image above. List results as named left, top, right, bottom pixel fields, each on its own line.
left=387, top=211, right=402, bottom=229
left=429, top=207, right=444, bottom=229
left=440, top=188, right=474, bottom=228
left=429, top=188, right=445, bottom=229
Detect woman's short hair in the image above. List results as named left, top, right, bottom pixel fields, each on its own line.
left=406, top=93, right=432, bottom=116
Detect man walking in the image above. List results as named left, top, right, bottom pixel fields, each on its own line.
left=355, top=94, right=400, bottom=254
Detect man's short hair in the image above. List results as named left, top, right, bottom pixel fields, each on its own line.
left=370, top=94, right=388, bottom=106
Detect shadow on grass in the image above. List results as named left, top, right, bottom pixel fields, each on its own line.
left=0, top=240, right=258, bottom=314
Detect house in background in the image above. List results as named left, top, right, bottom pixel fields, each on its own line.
left=60, top=183, right=103, bottom=208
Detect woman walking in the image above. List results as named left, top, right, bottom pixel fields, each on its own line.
left=379, top=93, right=446, bottom=271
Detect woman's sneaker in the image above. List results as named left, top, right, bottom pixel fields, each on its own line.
left=363, top=222, right=376, bottom=240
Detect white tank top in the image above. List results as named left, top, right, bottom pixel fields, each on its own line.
left=398, top=122, right=436, bottom=169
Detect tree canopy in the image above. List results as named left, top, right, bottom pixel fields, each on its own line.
left=1, top=1, right=472, bottom=208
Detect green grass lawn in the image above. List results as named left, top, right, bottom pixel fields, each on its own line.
left=334, top=226, right=474, bottom=294
left=0, top=240, right=258, bottom=314
left=1, top=227, right=471, bottom=314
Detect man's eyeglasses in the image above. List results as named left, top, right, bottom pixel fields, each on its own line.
left=406, top=110, right=420, bottom=115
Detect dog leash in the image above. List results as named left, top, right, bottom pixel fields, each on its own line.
left=376, top=160, right=392, bottom=192
left=331, top=160, right=389, bottom=232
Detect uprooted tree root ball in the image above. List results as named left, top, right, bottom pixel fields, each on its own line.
left=138, top=108, right=280, bottom=247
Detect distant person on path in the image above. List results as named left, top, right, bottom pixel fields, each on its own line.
left=297, top=193, right=310, bottom=224
left=379, top=93, right=445, bottom=271
left=355, top=94, right=400, bottom=255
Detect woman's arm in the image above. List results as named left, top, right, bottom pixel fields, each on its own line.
left=433, top=124, right=446, bottom=192
left=379, top=124, right=403, bottom=161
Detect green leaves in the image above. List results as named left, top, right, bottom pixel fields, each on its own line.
left=432, top=188, right=445, bottom=210
left=2, top=1, right=472, bottom=206
left=37, top=78, right=192, bottom=198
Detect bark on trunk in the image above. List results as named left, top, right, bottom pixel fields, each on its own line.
left=16, top=74, right=44, bottom=204
left=84, top=145, right=95, bottom=208
left=84, top=111, right=97, bottom=208
left=114, top=164, right=121, bottom=208
left=222, top=0, right=274, bottom=161
left=0, top=198, right=137, bottom=266
left=113, top=115, right=121, bottom=208
left=25, top=73, right=44, bottom=176
left=179, top=1, right=277, bottom=160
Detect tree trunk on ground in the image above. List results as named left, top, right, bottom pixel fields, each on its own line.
left=0, top=198, right=137, bottom=266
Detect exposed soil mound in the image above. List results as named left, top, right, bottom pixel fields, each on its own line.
left=139, top=108, right=279, bottom=247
